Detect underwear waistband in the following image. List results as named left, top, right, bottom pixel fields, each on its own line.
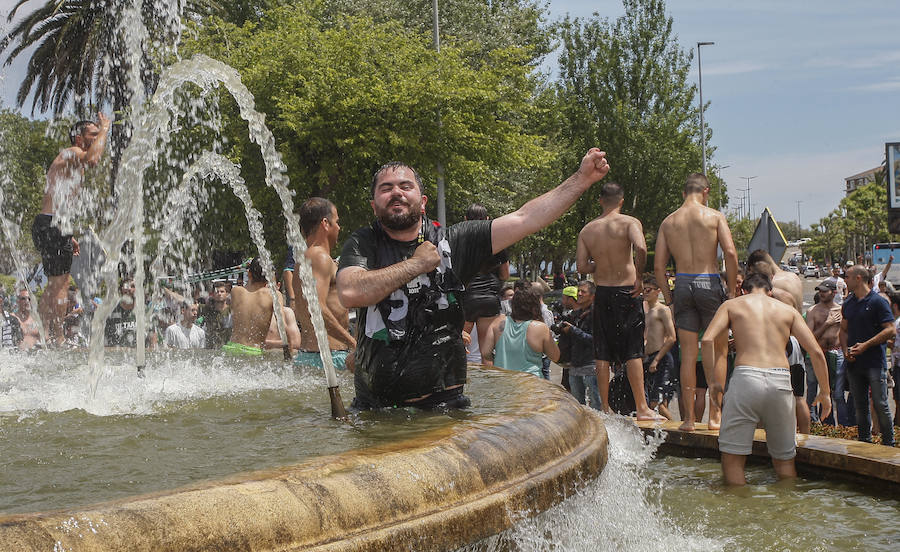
left=675, top=273, right=720, bottom=278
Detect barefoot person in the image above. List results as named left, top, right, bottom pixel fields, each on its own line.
left=292, top=198, right=356, bottom=371
left=701, top=273, right=832, bottom=485
left=654, top=173, right=739, bottom=430
left=32, top=114, right=110, bottom=345
left=576, top=182, right=659, bottom=420
left=226, top=258, right=280, bottom=356
left=336, top=149, right=610, bottom=409
left=643, top=275, right=677, bottom=419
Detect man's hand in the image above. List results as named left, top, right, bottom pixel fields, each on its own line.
left=576, top=148, right=610, bottom=185
left=411, top=241, right=441, bottom=274
left=813, top=391, right=832, bottom=422
left=560, top=321, right=572, bottom=334
left=848, top=342, right=867, bottom=358
left=648, top=358, right=658, bottom=373
left=632, top=276, right=643, bottom=298
left=462, top=331, right=472, bottom=346
left=97, top=111, right=111, bottom=131
left=71, top=237, right=80, bottom=257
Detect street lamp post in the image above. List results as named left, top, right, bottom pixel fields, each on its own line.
left=716, top=164, right=730, bottom=211
left=796, top=200, right=803, bottom=240
left=697, top=41, right=714, bottom=176
left=740, top=176, right=757, bottom=219
left=432, top=0, right=446, bottom=226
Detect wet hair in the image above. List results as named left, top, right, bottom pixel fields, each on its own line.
left=298, top=197, right=335, bottom=237
left=510, top=286, right=543, bottom=321
left=465, top=203, right=488, bottom=221
left=248, top=257, right=264, bottom=282
left=742, top=272, right=772, bottom=293
left=69, top=120, right=97, bottom=145
left=600, top=182, right=624, bottom=207
left=371, top=162, right=424, bottom=197
left=684, top=173, right=710, bottom=194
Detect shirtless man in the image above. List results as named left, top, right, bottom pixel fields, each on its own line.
left=577, top=182, right=659, bottom=420
left=15, top=290, right=41, bottom=351
left=806, top=280, right=844, bottom=424
left=292, top=198, right=356, bottom=372
left=746, top=249, right=803, bottom=311
left=33, top=114, right=110, bottom=345
left=654, top=173, right=738, bottom=430
left=226, top=258, right=281, bottom=356
left=701, top=273, right=831, bottom=485
left=263, top=304, right=302, bottom=352
left=643, top=275, right=677, bottom=419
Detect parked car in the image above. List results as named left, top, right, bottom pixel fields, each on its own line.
left=802, top=264, right=821, bottom=278
left=786, top=265, right=800, bottom=275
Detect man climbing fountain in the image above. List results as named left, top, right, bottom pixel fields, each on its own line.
left=336, top=149, right=610, bottom=409
left=32, top=114, right=110, bottom=346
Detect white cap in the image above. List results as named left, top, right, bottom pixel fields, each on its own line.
left=846, top=261, right=854, bottom=267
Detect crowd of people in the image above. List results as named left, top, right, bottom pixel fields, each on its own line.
left=3, top=115, right=898, bottom=487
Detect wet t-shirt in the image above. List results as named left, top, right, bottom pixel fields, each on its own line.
left=104, top=303, right=136, bottom=347
left=339, top=220, right=493, bottom=407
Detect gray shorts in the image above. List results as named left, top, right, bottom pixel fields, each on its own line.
left=719, top=366, right=797, bottom=460
left=672, top=273, right=726, bottom=333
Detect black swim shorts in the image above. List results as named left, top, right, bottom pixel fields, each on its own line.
left=672, top=273, right=727, bottom=333
left=790, top=363, right=805, bottom=397
left=459, top=292, right=500, bottom=322
left=31, top=214, right=73, bottom=277
left=593, top=286, right=644, bottom=363
left=695, top=360, right=708, bottom=389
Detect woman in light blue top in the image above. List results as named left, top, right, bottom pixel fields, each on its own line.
left=483, top=285, right=559, bottom=377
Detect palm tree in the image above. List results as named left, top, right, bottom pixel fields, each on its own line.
left=1, top=0, right=219, bottom=116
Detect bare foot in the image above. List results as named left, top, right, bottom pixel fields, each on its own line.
left=678, top=420, right=695, bottom=431
left=708, top=420, right=720, bottom=430
left=636, top=408, right=665, bottom=421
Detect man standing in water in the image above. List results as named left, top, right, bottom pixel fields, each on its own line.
left=33, top=114, right=110, bottom=345
left=226, top=258, right=279, bottom=356
left=292, top=198, right=356, bottom=371
left=576, top=182, right=659, bottom=419
left=655, top=173, right=738, bottom=431
left=700, top=273, right=831, bottom=485
left=337, top=149, right=610, bottom=409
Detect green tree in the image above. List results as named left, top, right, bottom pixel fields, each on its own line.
left=182, top=2, right=549, bottom=257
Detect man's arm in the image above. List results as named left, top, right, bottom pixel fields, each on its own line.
left=791, top=311, right=833, bottom=421
left=308, top=252, right=355, bottom=346
left=629, top=218, right=647, bottom=297
left=336, top=241, right=440, bottom=308
left=76, top=112, right=110, bottom=167
left=491, top=149, right=609, bottom=254
left=498, top=262, right=510, bottom=281
left=656, top=308, right=677, bottom=358
left=541, top=323, right=561, bottom=362
left=716, top=213, right=739, bottom=297
left=281, top=269, right=295, bottom=307
left=654, top=224, right=673, bottom=305
left=700, top=302, right=730, bottom=406
left=839, top=317, right=849, bottom=360
left=481, top=317, right=503, bottom=366
left=848, top=321, right=896, bottom=358
left=575, top=230, right=595, bottom=275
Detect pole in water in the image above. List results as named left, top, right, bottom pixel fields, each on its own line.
left=282, top=344, right=292, bottom=361
left=136, top=365, right=145, bottom=378
left=329, top=386, right=349, bottom=419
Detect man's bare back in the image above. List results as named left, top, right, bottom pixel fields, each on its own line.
left=656, top=201, right=736, bottom=296
left=772, top=271, right=803, bottom=312
left=293, top=245, right=355, bottom=351
left=719, top=293, right=801, bottom=369
left=230, top=285, right=277, bottom=348
left=645, top=301, right=674, bottom=354
left=577, top=212, right=645, bottom=290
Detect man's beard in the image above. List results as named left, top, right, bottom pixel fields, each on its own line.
left=377, top=202, right=421, bottom=231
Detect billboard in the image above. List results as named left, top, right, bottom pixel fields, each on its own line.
left=888, top=142, right=900, bottom=233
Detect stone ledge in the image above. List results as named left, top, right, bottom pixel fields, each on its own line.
left=0, top=368, right=608, bottom=552
left=636, top=420, right=900, bottom=490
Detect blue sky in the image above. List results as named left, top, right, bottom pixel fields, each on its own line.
left=2, top=0, right=899, bottom=228
left=548, top=1, right=900, bottom=229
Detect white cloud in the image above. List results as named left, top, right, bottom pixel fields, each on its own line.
left=701, top=61, right=768, bottom=77
left=806, top=51, right=900, bottom=71
left=849, top=78, right=900, bottom=93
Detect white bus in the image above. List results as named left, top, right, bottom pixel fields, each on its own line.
left=872, top=243, right=900, bottom=285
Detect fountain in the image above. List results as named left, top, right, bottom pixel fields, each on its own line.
left=1, top=2, right=898, bottom=551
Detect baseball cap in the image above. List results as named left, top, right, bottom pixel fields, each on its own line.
left=562, top=286, right=578, bottom=299
left=845, top=261, right=854, bottom=267
left=816, top=281, right=837, bottom=292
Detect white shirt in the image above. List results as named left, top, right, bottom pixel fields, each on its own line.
left=164, top=323, right=206, bottom=349
left=823, top=276, right=847, bottom=304
left=466, top=323, right=481, bottom=363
